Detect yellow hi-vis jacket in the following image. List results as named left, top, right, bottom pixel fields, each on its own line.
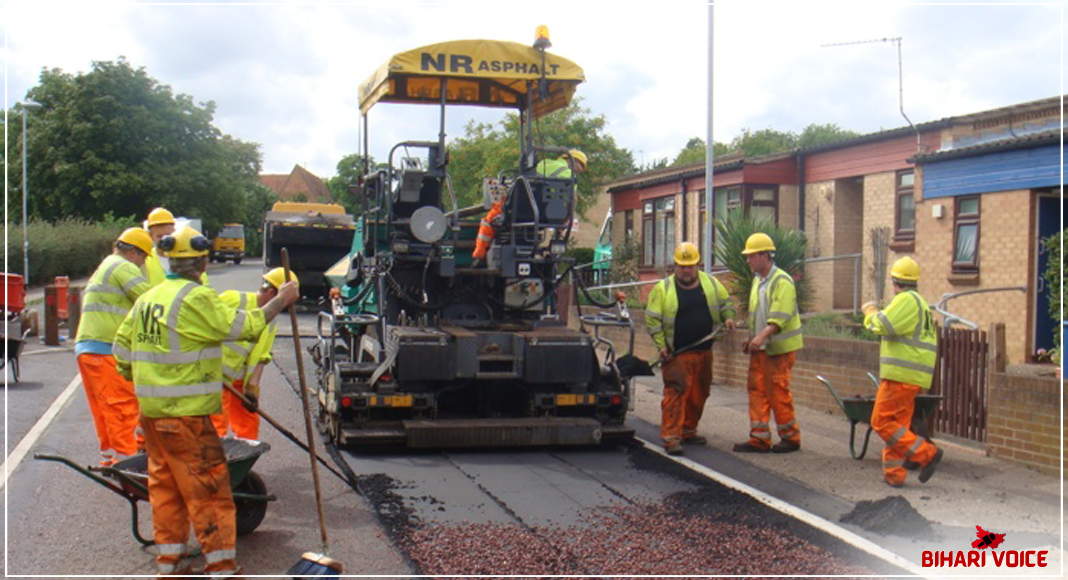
left=747, top=265, right=803, bottom=356
left=145, top=252, right=210, bottom=287
left=864, top=289, right=938, bottom=389
left=75, top=254, right=152, bottom=344
left=219, top=290, right=277, bottom=387
left=536, top=158, right=573, bottom=179
left=645, top=272, right=735, bottom=351
left=113, top=276, right=267, bottom=418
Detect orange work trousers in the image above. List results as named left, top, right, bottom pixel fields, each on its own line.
left=660, top=350, right=713, bottom=445
left=745, top=350, right=799, bottom=449
left=211, top=381, right=260, bottom=440
left=141, top=415, right=238, bottom=576
left=76, top=353, right=143, bottom=460
left=871, top=379, right=939, bottom=486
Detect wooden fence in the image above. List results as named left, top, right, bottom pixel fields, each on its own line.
left=931, top=325, right=989, bottom=442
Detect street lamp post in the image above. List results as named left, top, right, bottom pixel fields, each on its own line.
left=18, top=100, right=42, bottom=286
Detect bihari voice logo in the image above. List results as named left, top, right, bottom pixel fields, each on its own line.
left=922, top=526, right=1048, bottom=568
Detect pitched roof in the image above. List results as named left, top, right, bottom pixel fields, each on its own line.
left=259, top=165, right=333, bottom=203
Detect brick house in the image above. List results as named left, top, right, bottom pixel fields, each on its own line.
left=606, top=96, right=1064, bottom=364
left=259, top=164, right=333, bottom=204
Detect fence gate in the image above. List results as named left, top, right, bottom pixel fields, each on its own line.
left=931, top=326, right=988, bottom=442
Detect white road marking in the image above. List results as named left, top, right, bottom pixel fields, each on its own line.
left=2, top=375, right=82, bottom=491
left=636, top=437, right=928, bottom=577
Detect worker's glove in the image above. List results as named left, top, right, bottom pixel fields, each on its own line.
left=861, top=301, right=878, bottom=316
left=470, top=258, right=484, bottom=268
left=241, top=394, right=259, bottom=413
left=242, top=382, right=261, bottom=412
left=490, top=214, right=504, bottom=227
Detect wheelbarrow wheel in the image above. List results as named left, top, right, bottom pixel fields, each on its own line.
left=234, top=470, right=268, bottom=536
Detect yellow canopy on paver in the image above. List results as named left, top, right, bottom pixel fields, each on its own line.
left=358, top=39, right=584, bottom=118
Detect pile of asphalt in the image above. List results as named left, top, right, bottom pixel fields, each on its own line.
left=840, top=495, right=937, bottom=539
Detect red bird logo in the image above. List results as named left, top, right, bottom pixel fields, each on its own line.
left=971, top=525, right=1006, bottom=549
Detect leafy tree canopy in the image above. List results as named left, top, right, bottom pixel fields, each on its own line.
left=445, top=100, right=636, bottom=216
left=7, top=58, right=262, bottom=232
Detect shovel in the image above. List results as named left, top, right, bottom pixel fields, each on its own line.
left=615, top=324, right=724, bottom=378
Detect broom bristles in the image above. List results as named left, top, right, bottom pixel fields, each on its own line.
left=288, top=551, right=343, bottom=578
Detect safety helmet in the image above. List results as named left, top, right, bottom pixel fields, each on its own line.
left=116, top=227, right=154, bottom=255
left=564, top=149, right=588, bottom=170
left=157, top=227, right=211, bottom=258
left=263, top=267, right=299, bottom=290
left=673, top=242, right=700, bottom=266
left=146, top=207, right=176, bottom=227
left=890, top=256, right=920, bottom=282
left=741, top=232, right=776, bottom=255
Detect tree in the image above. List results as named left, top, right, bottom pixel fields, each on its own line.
left=445, top=100, right=636, bottom=216
left=671, top=137, right=730, bottom=166
left=798, top=123, right=860, bottom=149
left=325, top=153, right=388, bottom=214
left=7, top=58, right=262, bottom=232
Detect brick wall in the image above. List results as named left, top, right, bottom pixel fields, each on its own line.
left=986, top=372, right=1064, bottom=476
left=861, top=172, right=897, bottom=304
left=804, top=180, right=836, bottom=312
left=833, top=178, right=865, bottom=310
left=914, top=189, right=1033, bottom=363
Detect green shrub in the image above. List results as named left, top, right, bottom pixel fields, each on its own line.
left=713, top=212, right=811, bottom=315
left=2, top=215, right=136, bottom=283
left=803, top=311, right=878, bottom=342
left=1044, top=229, right=1065, bottom=363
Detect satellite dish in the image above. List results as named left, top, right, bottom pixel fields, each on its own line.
left=410, top=206, right=447, bottom=243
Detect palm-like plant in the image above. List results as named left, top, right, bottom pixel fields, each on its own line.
left=713, top=212, right=811, bottom=316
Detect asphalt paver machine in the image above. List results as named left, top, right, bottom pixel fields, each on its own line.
left=311, top=33, right=634, bottom=448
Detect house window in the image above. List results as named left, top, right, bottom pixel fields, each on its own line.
left=952, top=196, right=980, bottom=272
left=894, top=170, right=915, bottom=240
left=710, top=185, right=779, bottom=265
left=624, top=210, right=634, bottom=239
left=641, top=196, right=676, bottom=268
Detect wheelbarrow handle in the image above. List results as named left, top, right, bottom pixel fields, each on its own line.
left=222, top=383, right=349, bottom=485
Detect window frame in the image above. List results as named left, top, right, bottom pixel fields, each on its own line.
left=709, top=184, right=779, bottom=265
left=952, top=195, right=981, bottom=273
left=894, top=169, right=916, bottom=241
left=640, top=195, right=676, bottom=269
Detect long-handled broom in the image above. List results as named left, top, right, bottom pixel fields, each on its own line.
left=278, top=249, right=343, bottom=578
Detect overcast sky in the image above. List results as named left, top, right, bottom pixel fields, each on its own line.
left=4, top=1, right=1063, bottom=179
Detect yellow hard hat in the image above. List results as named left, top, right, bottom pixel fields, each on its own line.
left=890, top=256, right=920, bottom=282
left=263, top=267, right=299, bottom=290
left=147, top=207, right=175, bottom=227
left=117, top=227, right=154, bottom=255
left=157, top=227, right=211, bottom=258
left=741, top=232, right=776, bottom=255
left=564, top=149, right=587, bottom=170
left=673, top=242, right=700, bottom=266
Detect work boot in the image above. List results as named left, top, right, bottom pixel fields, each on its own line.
left=903, top=460, right=921, bottom=470
left=683, top=435, right=707, bottom=446
left=664, top=441, right=684, bottom=456
left=919, top=448, right=944, bottom=483
left=884, top=477, right=904, bottom=488
left=771, top=441, right=801, bottom=454
left=732, top=441, right=770, bottom=454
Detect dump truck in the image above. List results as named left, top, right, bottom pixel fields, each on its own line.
left=262, top=202, right=355, bottom=300
left=211, top=223, right=246, bottom=264
left=310, top=31, right=636, bottom=449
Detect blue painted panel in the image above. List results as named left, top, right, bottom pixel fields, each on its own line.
left=923, top=145, right=1065, bottom=198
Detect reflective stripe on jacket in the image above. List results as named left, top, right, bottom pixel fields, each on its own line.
left=747, top=265, right=803, bottom=355
left=645, top=271, right=735, bottom=351
left=864, top=290, right=938, bottom=389
left=113, top=276, right=267, bottom=418
left=219, top=290, right=277, bottom=385
left=75, top=254, right=151, bottom=344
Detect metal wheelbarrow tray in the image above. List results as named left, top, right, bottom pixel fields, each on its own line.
left=816, top=374, right=942, bottom=460
left=35, top=437, right=275, bottom=546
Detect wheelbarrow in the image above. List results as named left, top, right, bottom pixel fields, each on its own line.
left=816, top=374, right=942, bottom=460
left=34, top=437, right=275, bottom=546
left=1, top=327, right=30, bottom=382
